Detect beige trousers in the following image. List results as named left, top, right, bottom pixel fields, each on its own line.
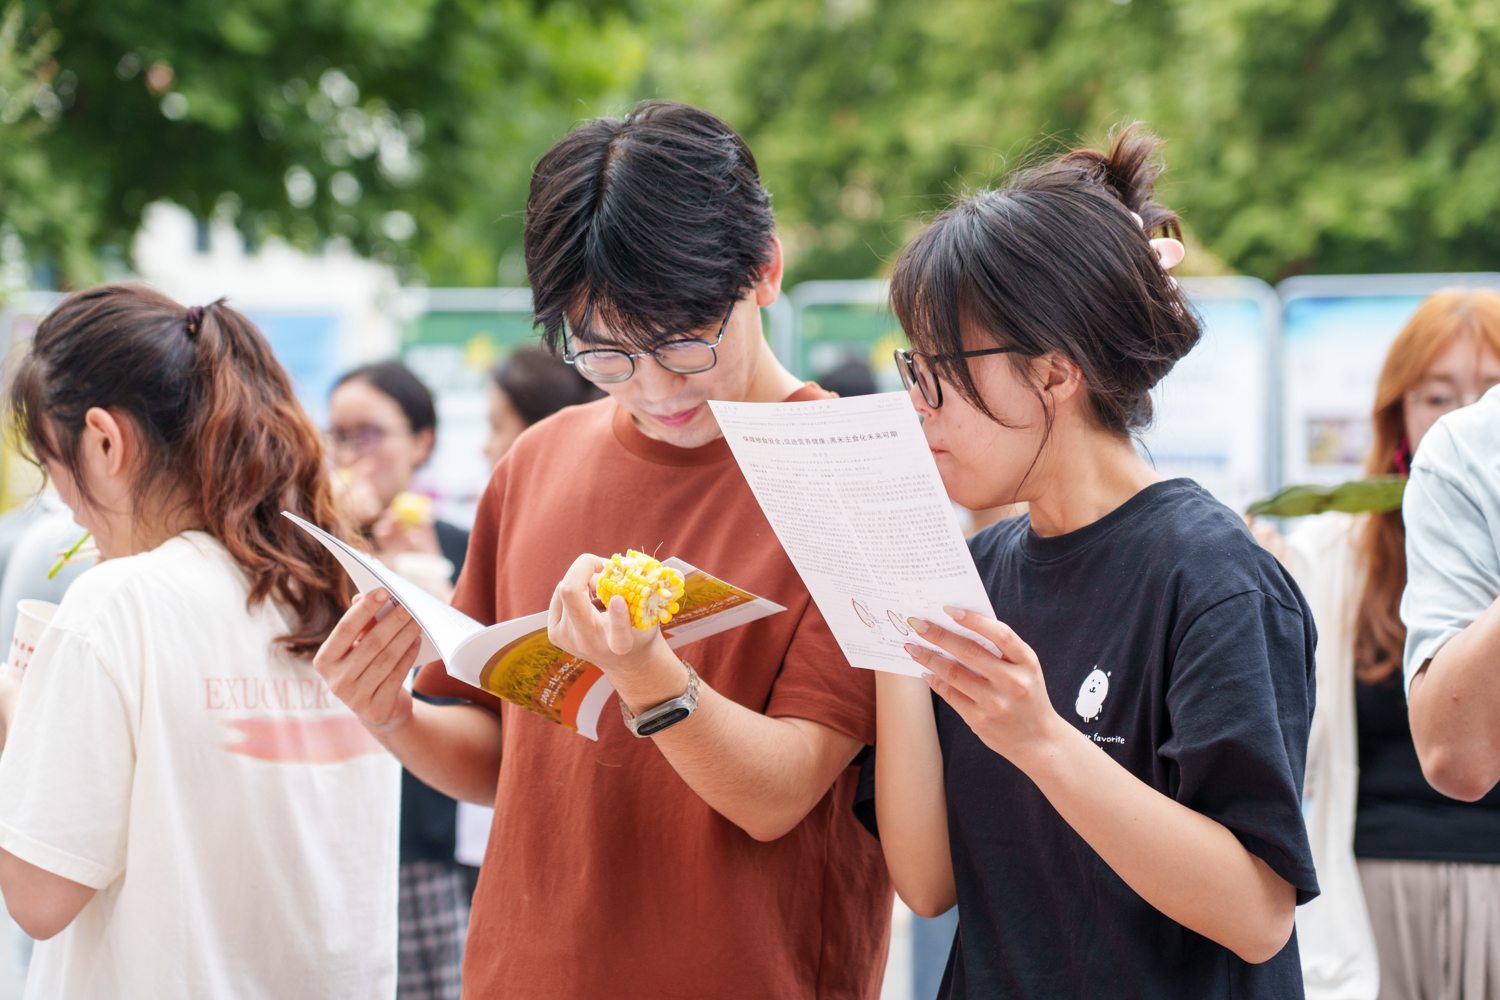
left=1358, top=859, right=1500, bottom=1000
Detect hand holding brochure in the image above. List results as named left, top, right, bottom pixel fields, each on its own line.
left=708, top=392, right=996, bottom=677
left=283, top=512, right=786, bottom=739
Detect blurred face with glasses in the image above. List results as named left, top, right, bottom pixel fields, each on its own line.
left=561, top=238, right=799, bottom=449
left=1403, top=333, right=1500, bottom=452
left=326, top=380, right=434, bottom=526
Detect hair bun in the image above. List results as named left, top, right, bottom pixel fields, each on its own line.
left=1058, top=124, right=1180, bottom=239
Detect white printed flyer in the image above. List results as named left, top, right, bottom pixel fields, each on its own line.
left=708, top=392, right=996, bottom=677
left=284, top=512, right=785, bottom=738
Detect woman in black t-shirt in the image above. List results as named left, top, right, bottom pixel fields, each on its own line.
left=874, top=128, right=1320, bottom=999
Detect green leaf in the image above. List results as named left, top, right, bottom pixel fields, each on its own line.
left=1245, top=476, right=1407, bottom=518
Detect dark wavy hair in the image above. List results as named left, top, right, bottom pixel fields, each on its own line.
left=524, top=100, right=776, bottom=351
left=9, top=284, right=352, bottom=657
left=891, top=124, right=1201, bottom=437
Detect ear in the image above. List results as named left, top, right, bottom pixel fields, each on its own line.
left=83, top=407, right=132, bottom=479
left=1036, top=353, right=1084, bottom=408
left=754, top=235, right=785, bottom=306
left=412, top=427, right=436, bottom=467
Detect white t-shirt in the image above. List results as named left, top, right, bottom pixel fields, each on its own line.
left=0, top=532, right=400, bottom=999
left=1402, top=384, right=1500, bottom=692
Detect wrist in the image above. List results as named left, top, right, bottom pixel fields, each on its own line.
left=1009, top=713, right=1088, bottom=780
left=611, top=647, right=690, bottom=716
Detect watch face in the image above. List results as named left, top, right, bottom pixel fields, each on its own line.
left=637, top=706, right=691, bottom=737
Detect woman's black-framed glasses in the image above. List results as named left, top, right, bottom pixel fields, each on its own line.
left=894, top=346, right=1021, bottom=409
left=564, top=304, right=735, bottom=384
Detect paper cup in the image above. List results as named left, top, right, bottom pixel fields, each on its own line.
left=7, top=600, right=58, bottom=674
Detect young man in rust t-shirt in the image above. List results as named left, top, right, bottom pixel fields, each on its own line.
left=314, top=101, right=893, bottom=999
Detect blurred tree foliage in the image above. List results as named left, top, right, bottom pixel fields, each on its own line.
left=0, top=7, right=97, bottom=290
left=15, top=0, right=1500, bottom=286
left=26, top=0, right=653, bottom=285
left=663, top=0, right=1500, bottom=284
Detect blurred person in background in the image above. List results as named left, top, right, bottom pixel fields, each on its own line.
left=815, top=358, right=878, bottom=398
left=483, top=344, right=601, bottom=467
left=328, top=361, right=472, bottom=1000
left=329, top=362, right=468, bottom=602
left=1251, top=289, right=1500, bottom=1000
left=0, top=286, right=400, bottom=998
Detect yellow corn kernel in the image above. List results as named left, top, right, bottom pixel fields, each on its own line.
left=391, top=491, right=432, bottom=529
left=597, top=550, right=687, bottom=630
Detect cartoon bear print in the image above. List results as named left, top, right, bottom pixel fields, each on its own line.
left=1074, top=667, right=1110, bottom=723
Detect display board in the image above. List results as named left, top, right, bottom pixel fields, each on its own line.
left=250, top=312, right=341, bottom=427
left=1278, top=274, right=1500, bottom=487
left=1138, top=277, right=1279, bottom=513
left=790, top=280, right=905, bottom=390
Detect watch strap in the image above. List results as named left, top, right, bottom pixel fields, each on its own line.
left=620, top=662, right=699, bottom=737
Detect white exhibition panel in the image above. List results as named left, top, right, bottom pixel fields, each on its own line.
left=1139, top=278, right=1278, bottom=514
left=1278, top=274, right=1500, bottom=487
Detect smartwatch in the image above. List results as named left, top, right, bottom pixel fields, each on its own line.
left=620, top=662, right=700, bottom=737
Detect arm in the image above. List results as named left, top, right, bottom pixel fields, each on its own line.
left=314, top=590, right=504, bottom=805
left=1408, top=595, right=1500, bottom=801
left=909, top=610, right=1296, bottom=965
left=0, top=849, right=94, bottom=939
left=548, top=556, right=862, bottom=842
left=873, top=671, right=955, bottom=917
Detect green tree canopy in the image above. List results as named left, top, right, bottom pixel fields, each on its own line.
left=28, top=0, right=655, bottom=285
left=664, top=0, right=1500, bottom=284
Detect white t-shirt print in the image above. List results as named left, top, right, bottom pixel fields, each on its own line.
left=0, top=532, right=400, bottom=1000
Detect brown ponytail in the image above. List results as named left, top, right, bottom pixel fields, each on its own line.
left=8, top=284, right=351, bottom=656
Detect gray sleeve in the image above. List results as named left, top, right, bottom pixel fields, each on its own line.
left=1401, top=429, right=1500, bottom=693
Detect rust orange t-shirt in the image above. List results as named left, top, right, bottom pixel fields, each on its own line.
left=415, top=385, right=893, bottom=1000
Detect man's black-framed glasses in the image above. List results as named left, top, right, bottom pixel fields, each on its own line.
left=894, top=346, right=1022, bottom=409
left=564, top=304, right=735, bottom=383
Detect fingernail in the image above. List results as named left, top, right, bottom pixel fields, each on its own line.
left=903, top=643, right=922, bottom=658
left=922, top=672, right=937, bottom=685
left=910, top=618, right=928, bottom=634
left=945, top=607, right=967, bottom=621
left=371, top=589, right=389, bottom=603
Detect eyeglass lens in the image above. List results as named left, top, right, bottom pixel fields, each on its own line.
left=897, top=351, right=942, bottom=408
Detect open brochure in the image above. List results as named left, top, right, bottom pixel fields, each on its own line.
left=707, top=392, right=997, bottom=677
left=283, top=512, right=786, bottom=739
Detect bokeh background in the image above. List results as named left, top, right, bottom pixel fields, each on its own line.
left=3, top=2, right=1500, bottom=997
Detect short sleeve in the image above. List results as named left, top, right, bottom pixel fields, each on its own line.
left=765, top=596, right=875, bottom=746
left=1401, top=437, right=1500, bottom=692
left=0, top=627, right=136, bottom=889
left=1160, top=590, right=1320, bottom=904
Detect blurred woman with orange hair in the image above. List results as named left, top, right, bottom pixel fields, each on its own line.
left=1254, top=289, right=1500, bottom=1000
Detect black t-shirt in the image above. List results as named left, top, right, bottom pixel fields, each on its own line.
left=401, top=519, right=471, bottom=865
left=1355, top=670, right=1500, bottom=862
left=939, top=480, right=1319, bottom=1000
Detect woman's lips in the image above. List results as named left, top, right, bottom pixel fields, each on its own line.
left=652, top=405, right=701, bottom=428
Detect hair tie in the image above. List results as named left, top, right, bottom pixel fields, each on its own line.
left=185, top=305, right=204, bottom=338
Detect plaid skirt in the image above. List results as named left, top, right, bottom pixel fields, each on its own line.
left=398, top=860, right=471, bottom=1000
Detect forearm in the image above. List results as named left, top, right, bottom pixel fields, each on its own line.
left=616, top=653, right=861, bottom=842
left=371, top=700, right=504, bottom=806
left=874, top=671, right=955, bottom=917
left=1409, top=596, right=1500, bottom=801
left=1021, top=724, right=1295, bottom=964
left=0, top=849, right=95, bottom=939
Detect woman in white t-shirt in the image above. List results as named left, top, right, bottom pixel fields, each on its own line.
left=0, top=285, right=402, bottom=999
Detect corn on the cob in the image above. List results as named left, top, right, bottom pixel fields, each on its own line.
left=597, top=550, right=686, bottom=630
left=391, top=491, right=433, bottom=528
